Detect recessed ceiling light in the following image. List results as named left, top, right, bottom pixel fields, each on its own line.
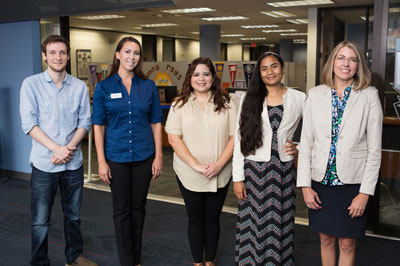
left=263, top=29, right=298, bottom=33
left=221, top=34, right=244, bottom=37
left=241, top=25, right=278, bottom=29
left=77, top=14, right=126, bottom=20
left=260, top=11, right=296, bottom=18
left=202, top=16, right=248, bottom=21
left=280, top=32, right=307, bottom=36
left=162, top=7, right=216, bottom=13
left=287, top=19, right=308, bottom=24
left=240, top=37, right=266, bottom=40
left=139, top=23, right=178, bottom=27
left=267, top=0, right=334, bottom=7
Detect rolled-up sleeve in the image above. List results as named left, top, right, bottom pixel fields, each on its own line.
left=77, top=84, right=92, bottom=133
left=150, top=82, right=163, bottom=124
left=92, top=83, right=107, bottom=125
left=20, top=78, right=39, bottom=135
left=232, top=95, right=246, bottom=182
left=165, top=103, right=182, bottom=135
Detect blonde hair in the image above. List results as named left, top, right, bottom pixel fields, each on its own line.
left=321, top=41, right=371, bottom=91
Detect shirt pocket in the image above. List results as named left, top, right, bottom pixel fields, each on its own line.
left=65, top=100, right=80, bottom=115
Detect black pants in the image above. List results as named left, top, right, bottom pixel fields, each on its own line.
left=177, top=177, right=230, bottom=263
left=107, top=155, right=154, bottom=266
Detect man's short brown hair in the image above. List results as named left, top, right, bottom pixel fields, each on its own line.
left=41, top=35, right=70, bottom=55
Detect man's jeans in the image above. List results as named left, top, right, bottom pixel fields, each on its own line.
left=30, top=166, right=84, bottom=266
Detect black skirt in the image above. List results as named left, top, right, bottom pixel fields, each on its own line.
left=308, top=181, right=368, bottom=238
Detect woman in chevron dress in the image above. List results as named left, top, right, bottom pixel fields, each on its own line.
left=232, top=52, right=306, bottom=266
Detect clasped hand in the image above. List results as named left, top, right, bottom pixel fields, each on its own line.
left=51, top=145, right=76, bottom=165
left=194, top=162, right=223, bottom=179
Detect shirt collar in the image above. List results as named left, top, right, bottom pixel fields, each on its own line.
left=43, top=69, right=70, bottom=85
left=190, top=90, right=213, bottom=103
left=114, top=72, right=138, bottom=83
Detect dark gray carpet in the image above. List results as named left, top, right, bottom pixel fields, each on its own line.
left=1, top=177, right=399, bottom=266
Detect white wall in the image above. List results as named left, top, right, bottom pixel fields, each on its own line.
left=69, top=28, right=141, bottom=77
left=175, top=39, right=199, bottom=62
left=227, top=43, right=243, bottom=61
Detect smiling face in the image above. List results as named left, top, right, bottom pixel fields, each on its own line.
left=191, top=64, right=213, bottom=95
left=333, top=46, right=359, bottom=84
left=260, top=55, right=284, bottom=87
left=42, top=42, right=69, bottom=73
left=116, top=41, right=140, bottom=73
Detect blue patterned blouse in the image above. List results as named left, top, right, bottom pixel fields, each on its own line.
left=322, top=85, right=352, bottom=186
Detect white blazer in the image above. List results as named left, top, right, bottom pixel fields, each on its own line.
left=233, top=88, right=307, bottom=182
left=296, top=84, right=383, bottom=195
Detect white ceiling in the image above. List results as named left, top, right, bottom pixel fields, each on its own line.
left=65, top=0, right=374, bottom=44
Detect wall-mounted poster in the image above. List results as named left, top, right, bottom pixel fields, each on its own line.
left=76, top=49, right=92, bottom=79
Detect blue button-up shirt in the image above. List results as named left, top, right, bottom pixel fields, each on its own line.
left=92, top=74, right=163, bottom=163
left=20, top=70, right=91, bottom=173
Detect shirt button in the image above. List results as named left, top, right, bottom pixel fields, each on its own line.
left=129, top=111, right=131, bottom=114
left=130, top=150, right=132, bottom=152
left=129, top=140, right=132, bottom=143
left=129, top=121, right=132, bottom=124
left=128, top=101, right=131, bottom=104
left=129, top=130, right=132, bottom=133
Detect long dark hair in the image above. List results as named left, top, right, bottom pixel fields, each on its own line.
left=108, top=36, right=147, bottom=79
left=239, top=52, right=284, bottom=156
left=173, top=57, right=230, bottom=112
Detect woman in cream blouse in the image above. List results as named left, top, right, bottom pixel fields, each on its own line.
left=166, top=57, right=237, bottom=266
left=297, top=41, right=383, bottom=266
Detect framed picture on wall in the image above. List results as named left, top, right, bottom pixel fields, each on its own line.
left=76, top=49, right=92, bottom=79
left=235, top=80, right=246, bottom=88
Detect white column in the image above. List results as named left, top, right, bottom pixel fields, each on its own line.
left=306, top=8, right=318, bottom=92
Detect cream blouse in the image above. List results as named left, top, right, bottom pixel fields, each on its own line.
left=165, top=92, right=238, bottom=192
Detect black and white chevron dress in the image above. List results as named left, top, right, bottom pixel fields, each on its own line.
left=235, top=105, right=296, bottom=266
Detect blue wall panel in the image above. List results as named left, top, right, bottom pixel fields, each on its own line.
left=0, top=20, right=41, bottom=173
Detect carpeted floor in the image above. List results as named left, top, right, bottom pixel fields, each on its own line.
left=1, top=177, right=399, bottom=266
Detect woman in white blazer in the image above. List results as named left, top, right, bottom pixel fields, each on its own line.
left=233, top=52, right=306, bottom=266
left=297, top=41, right=383, bottom=266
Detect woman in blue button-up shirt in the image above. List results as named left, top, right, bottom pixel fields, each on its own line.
left=92, top=37, right=163, bottom=266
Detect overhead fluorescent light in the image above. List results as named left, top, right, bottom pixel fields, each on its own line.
left=260, top=11, right=296, bottom=18
left=240, top=37, right=266, bottom=40
left=162, top=7, right=216, bottom=13
left=190, top=32, right=200, bottom=34
left=294, top=39, right=307, bottom=43
left=79, top=26, right=113, bottom=30
left=202, top=16, right=248, bottom=21
left=139, top=23, right=178, bottom=27
left=221, top=34, right=244, bottom=37
left=77, top=14, right=126, bottom=20
left=280, top=32, right=307, bottom=36
left=241, top=25, right=278, bottom=29
left=267, top=0, right=334, bottom=7
left=287, top=19, right=308, bottom=24
left=263, top=29, right=298, bottom=33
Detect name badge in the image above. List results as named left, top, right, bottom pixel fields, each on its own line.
left=110, top=93, right=122, bottom=99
